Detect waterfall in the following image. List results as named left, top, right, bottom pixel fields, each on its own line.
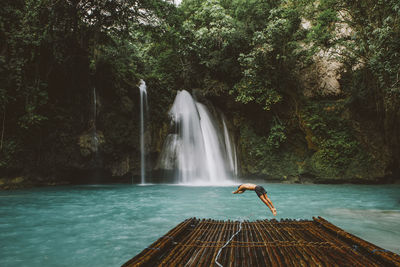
left=158, top=90, right=237, bottom=185
left=139, top=80, right=148, bottom=185
left=222, top=116, right=238, bottom=177
left=92, top=87, right=98, bottom=153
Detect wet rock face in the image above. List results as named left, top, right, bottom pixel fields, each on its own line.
left=121, top=96, right=134, bottom=112
left=108, top=155, right=131, bottom=177
left=301, top=50, right=343, bottom=98
left=78, top=131, right=105, bottom=157
left=0, top=177, right=24, bottom=189
left=300, top=14, right=354, bottom=98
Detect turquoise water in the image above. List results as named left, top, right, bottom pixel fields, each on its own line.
left=0, top=184, right=399, bottom=266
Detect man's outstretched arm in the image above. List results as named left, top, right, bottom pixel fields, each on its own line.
left=232, top=185, right=247, bottom=194
left=232, top=189, right=245, bottom=194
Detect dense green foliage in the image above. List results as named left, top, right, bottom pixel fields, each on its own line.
left=0, top=0, right=176, bottom=177
left=1, top=0, right=399, bottom=185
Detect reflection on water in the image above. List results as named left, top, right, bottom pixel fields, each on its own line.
left=0, top=184, right=399, bottom=266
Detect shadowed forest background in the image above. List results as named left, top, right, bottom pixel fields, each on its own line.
left=1, top=0, right=399, bottom=188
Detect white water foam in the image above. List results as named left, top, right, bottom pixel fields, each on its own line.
left=158, top=90, right=238, bottom=185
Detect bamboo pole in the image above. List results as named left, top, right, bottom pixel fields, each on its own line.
left=314, top=217, right=400, bottom=267
left=122, top=218, right=195, bottom=266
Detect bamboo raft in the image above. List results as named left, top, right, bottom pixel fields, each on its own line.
left=123, top=217, right=400, bottom=267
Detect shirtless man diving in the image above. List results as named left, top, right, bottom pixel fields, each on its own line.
left=233, top=183, right=277, bottom=216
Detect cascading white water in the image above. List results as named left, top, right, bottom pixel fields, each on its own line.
left=222, top=116, right=238, bottom=177
left=158, top=90, right=237, bottom=185
left=139, top=80, right=148, bottom=185
left=196, top=103, right=229, bottom=182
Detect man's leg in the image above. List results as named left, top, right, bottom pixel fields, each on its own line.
left=264, top=194, right=277, bottom=216
left=264, top=194, right=274, bottom=207
left=259, top=194, right=276, bottom=216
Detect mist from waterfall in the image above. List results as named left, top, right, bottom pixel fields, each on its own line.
left=139, top=80, right=148, bottom=185
left=158, top=90, right=237, bottom=185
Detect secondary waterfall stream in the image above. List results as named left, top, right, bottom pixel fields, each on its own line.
left=92, top=87, right=98, bottom=154
left=222, top=115, right=238, bottom=177
left=139, top=80, right=148, bottom=185
left=158, top=90, right=237, bottom=184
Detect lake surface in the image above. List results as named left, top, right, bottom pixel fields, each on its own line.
left=0, top=183, right=399, bottom=266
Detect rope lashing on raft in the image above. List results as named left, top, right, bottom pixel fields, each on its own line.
left=214, top=213, right=257, bottom=267
left=161, top=235, right=174, bottom=240
left=145, top=247, right=160, bottom=251
left=214, top=219, right=243, bottom=267
left=371, top=249, right=389, bottom=253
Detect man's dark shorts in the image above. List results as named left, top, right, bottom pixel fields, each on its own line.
left=255, top=185, right=267, bottom=197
